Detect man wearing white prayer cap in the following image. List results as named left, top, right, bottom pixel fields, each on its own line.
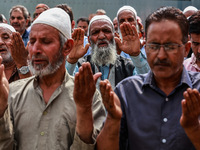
left=0, top=23, right=31, bottom=83
left=66, top=14, right=149, bottom=90
left=0, top=7, right=107, bottom=150
left=117, top=6, right=147, bottom=59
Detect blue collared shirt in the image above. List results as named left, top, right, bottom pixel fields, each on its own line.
left=22, top=29, right=29, bottom=47
left=115, top=67, right=197, bottom=150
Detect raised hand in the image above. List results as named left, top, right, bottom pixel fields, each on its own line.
left=0, top=56, right=9, bottom=118
left=67, top=28, right=90, bottom=64
left=115, top=22, right=140, bottom=56
left=180, top=88, right=200, bottom=149
left=100, top=79, right=122, bottom=120
left=73, top=62, right=101, bottom=144
left=97, top=79, right=122, bottom=150
left=8, top=32, right=28, bottom=68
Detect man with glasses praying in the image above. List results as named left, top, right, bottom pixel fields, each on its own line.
left=99, top=6, right=200, bottom=150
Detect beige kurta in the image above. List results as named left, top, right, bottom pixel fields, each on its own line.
left=0, top=71, right=106, bottom=150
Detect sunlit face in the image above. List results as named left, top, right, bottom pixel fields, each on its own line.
left=28, top=24, right=64, bottom=77
left=77, top=21, right=88, bottom=35
left=34, top=8, right=45, bottom=21
left=145, top=20, right=187, bottom=80
left=0, top=27, right=13, bottom=65
left=10, top=9, right=27, bottom=35
left=89, top=19, right=114, bottom=48
left=190, top=33, right=200, bottom=62
left=118, top=10, right=137, bottom=26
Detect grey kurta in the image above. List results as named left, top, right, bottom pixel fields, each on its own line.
left=0, top=71, right=106, bottom=150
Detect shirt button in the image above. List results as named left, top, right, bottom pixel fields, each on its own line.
left=165, top=98, right=169, bottom=101
left=43, top=111, right=47, bottom=115
left=163, top=118, right=168, bottom=122
left=162, top=139, right=167, bottom=143
left=40, top=131, right=45, bottom=136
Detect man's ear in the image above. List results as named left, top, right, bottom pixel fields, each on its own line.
left=184, top=41, right=191, bottom=57
left=62, top=39, right=74, bottom=57
left=71, top=20, right=75, bottom=30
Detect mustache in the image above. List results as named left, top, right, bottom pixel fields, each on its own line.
left=12, top=23, right=20, bottom=26
left=154, top=59, right=171, bottom=66
left=31, top=54, right=48, bottom=60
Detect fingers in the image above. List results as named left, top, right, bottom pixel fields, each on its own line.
left=120, top=22, right=138, bottom=37
left=183, top=88, right=200, bottom=115
left=72, top=28, right=85, bottom=41
left=100, top=80, right=113, bottom=109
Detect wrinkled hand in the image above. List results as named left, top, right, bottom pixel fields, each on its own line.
left=8, top=32, right=28, bottom=67
left=0, top=56, right=9, bottom=117
left=115, top=22, right=140, bottom=56
left=67, top=28, right=90, bottom=64
left=180, top=88, right=200, bottom=129
left=73, top=62, right=102, bottom=109
left=100, top=79, right=122, bottom=120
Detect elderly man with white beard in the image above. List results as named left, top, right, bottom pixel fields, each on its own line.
left=0, top=23, right=31, bottom=83
left=66, top=15, right=150, bottom=89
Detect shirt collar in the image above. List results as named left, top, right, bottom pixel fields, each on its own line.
left=33, top=70, right=70, bottom=88
left=142, top=67, right=192, bottom=89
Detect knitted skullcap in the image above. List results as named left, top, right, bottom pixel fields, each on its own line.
left=32, top=8, right=71, bottom=39
left=117, top=5, right=137, bottom=19
left=0, top=23, right=16, bottom=32
left=87, top=15, right=114, bottom=36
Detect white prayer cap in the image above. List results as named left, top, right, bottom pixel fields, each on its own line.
left=0, top=23, right=16, bottom=32
left=87, top=15, right=114, bottom=36
left=32, top=8, right=71, bottom=39
left=183, top=6, right=198, bottom=14
left=117, top=5, right=137, bottom=19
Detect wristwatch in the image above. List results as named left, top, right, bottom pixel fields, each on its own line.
left=18, top=66, right=30, bottom=74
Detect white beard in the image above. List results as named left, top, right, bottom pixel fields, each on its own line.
left=28, top=48, right=64, bottom=77
left=90, top=39, right=117, bottom=66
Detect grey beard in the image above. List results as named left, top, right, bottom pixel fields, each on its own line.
left=1, top=52, right=13, bottom=66
left=28, top=48, right=64, bottom=77
left=90, top=39, right=117, bottom=66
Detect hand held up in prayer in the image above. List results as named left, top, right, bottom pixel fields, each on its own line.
left=74, top=62, right=101, bottom=144
left=180, top=88, right=200, bottom=149
left=8, top=32, right=29, bottom=68
left=67, top=28, right=89, bottom=64
left=0, top=56, right=9, bottom=118
left=115, top=22, right=140, bottom=56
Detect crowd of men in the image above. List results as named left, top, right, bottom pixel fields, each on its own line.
left=0, top=3, right=199, bottom=150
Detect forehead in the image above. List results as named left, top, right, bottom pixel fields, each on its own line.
left=118, top=10, right=135, bottom=20
left=0, top=27, right=12, bottom=35
left=11, top=9, right=23, bottom=16
left=146, top=20, right=182, bottom=42
left=30, top=24, right=60, bottom=38
left=190, top=33, right=200, bottom=42
left=90, top=19, right=113, bottom=31
left=78, top=21, right=88, bottom=25
left=35, top=8, right=45, bottom=14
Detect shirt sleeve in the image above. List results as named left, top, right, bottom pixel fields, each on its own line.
left=0, top=108, right=14, bottom=150
left=131, top=52, right=150, bottom=75
left=65, top=61, right=78, bottom=76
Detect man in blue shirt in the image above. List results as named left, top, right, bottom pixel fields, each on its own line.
left=66, top=15, right=149, bottom=89
left=9, top=5, right=29, bottom=46
left=99, top=6, right=200, bottom=150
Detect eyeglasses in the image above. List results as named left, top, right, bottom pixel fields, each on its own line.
left=145, top=43, right=184, bottom=53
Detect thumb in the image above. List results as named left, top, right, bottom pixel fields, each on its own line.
left=84, top=43, right=90, bottom=53
left=93, top=72, right=102, bottom=84
left=115, top=37, right=122, bottom=48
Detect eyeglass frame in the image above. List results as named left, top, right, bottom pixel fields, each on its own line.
left=145, top=43, right=184, bottom=53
